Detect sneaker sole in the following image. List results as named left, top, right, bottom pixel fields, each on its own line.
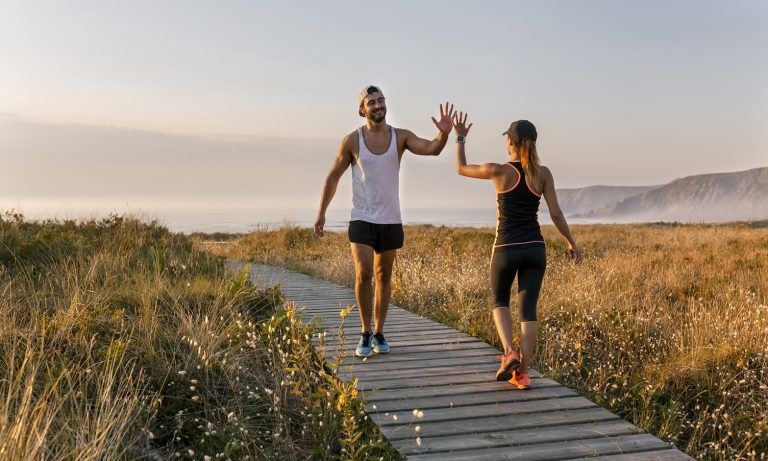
left=355, top=350, right=373, bottom=357
left=495, top=359, right=521, bottom=381
left=373, top=348, right=390, bottom=354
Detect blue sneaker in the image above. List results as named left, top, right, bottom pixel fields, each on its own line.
left=372, top=332, right=390, bottom=354
left=356, top=331, right=373, bottom=357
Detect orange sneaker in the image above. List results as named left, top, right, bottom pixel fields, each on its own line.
left=495, top=351, right=521, bottom=381
left=509, top=370, right=531, bottom=390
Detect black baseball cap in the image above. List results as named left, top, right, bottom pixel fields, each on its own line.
left=502, top=120, right=537, bottom=143
left=358, top=85, right=383, bottom=117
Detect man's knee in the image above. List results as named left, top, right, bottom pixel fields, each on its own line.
left=374, top=269, right=393, bottom=285
left=356, top=267, right=374, bottom=283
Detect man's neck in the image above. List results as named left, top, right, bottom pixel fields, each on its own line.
left=364, top=119, right=389, bottom=133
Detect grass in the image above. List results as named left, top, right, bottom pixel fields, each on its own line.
left=200, top=222, right=768, bottom=460
left=0, top=212, right=401, bottom=461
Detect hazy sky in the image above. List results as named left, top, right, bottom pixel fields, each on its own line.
left=1, top=0, right=767, bottom=219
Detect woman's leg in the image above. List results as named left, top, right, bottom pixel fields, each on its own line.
left=491, top=250, right=522, bottom=380
left=493, top=308, right=516, bottom=354
left=516, top=247, right=547, bottom=373
left=519, top=321, right=538, bottom=373
left=490, top=250, right=518, bottom=354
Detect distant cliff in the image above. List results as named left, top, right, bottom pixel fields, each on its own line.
left=546, top=167, right=768, bottom=222
left=548, top=185, right=658, bottom=216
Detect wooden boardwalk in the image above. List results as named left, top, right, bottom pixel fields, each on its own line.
left=231, top=261, right=692, bottom=460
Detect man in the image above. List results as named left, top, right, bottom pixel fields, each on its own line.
left=314, top=85, right=454, bottom=357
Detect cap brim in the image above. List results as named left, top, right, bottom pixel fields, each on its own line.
left=501, top=130, right=511, bottom=136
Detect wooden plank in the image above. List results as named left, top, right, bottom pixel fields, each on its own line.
left=395, top=420, right=644, bottom=456
left=358, top=370, right=502, bottom=391
left=320, top=335, right=481, bottom=348
left=343, top=362, right=498, bottom=380
left=332, top=356, right=502, bottom=374
left=317, top=329, right=476, bottom=344
left=570, top=450, right=693, bottom=460
left=405, top=434, right=673, bottom=461
left=327, top=340, right=491, bottom=356
left=312, top=323, right=455, bottom=335
left=366, top=384, right=576, bottom=413
left=323, top=349, right=500, bottom=366
left=382, top=407, right=621, bottom=441
left=372, top=396, right=596, bottom=427
left=364, top=379, right=560, bottom=403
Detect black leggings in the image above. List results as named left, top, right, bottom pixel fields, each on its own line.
left=490, top=246, right=546, bottom=321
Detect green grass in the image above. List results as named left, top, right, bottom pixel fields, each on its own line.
left=0, top=212, right=401, bottom=461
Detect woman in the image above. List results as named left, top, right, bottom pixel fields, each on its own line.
left=452, top=113, right=582, bottom=389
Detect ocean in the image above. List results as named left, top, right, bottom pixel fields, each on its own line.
left=160, top=207, right=509, bottom=234
left=9, top=206, right=569, bottom=234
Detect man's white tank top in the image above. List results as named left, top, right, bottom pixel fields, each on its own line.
left=350, top=126, right=401, bottom=224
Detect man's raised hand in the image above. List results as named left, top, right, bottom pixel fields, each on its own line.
left=431, top=102, right=455, bottom=135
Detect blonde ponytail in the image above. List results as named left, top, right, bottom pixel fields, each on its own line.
left=519, top=138, right=541, bottom=193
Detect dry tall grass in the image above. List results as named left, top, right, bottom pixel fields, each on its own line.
left=1, top=213, right=400, bottom=461
left=202, top=223, right=768, bottom=460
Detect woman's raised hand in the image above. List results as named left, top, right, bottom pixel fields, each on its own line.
left=452, top=111, right=473, bottom=137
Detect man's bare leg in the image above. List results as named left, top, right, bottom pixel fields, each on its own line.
left=373, top=249, right=396, bottom=334
left=351, top=243, right=375, bottom=333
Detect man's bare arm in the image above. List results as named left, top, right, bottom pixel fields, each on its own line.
left=315, top=135, right=353, bottom=236
left=403, top=102, right=455, bottom=156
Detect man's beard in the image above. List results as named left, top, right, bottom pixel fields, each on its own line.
left=368, top=109, right=386, bottom=123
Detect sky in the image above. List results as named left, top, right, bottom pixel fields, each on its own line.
left=1, top=0, right=767, bottom=224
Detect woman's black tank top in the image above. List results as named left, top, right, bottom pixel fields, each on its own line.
left=494, top=161, right=545, bottom=251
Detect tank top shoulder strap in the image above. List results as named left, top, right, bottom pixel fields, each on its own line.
left=497, top=162, right=521, bottom=194
left=388, top=126, right=397, bottom=155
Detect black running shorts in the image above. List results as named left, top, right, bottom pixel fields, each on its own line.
left=490, top=246, right=546, bottom=321
left=348, top=220, right=404, bottom=253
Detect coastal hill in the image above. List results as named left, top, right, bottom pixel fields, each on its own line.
left=548, top=167, right=768, bottom=222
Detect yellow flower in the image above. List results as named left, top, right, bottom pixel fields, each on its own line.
left=339, top=305, right=353, bottom=319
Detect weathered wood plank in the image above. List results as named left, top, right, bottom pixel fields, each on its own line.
left=313, top=333, right=465, bottom=347
left=363, top=379, right=559, bottom=403
left=373, top=396, right=597, bottom=427
left=405, top=434, right=673, bottom=461
left=382, top=407, right=621, bottom=441
left=343, top=362, right=498, bottom=380
left=366, top=384, right=576, bottom=413
left=332, top=356, right=503, bottom=374
left=395, top=420, right=644, bottom=456
left=568, top=449, right=693, bottom=460
left=317, top=330, right=476, bottom=345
